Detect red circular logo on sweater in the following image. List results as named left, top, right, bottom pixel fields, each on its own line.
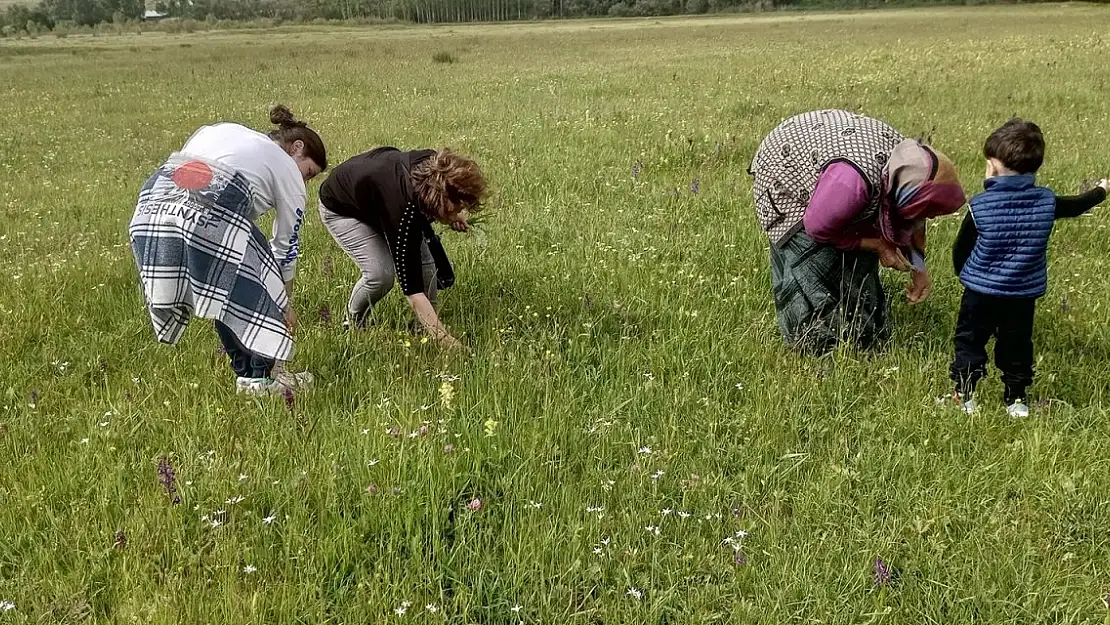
left=172, top=161, right=213, bottom=190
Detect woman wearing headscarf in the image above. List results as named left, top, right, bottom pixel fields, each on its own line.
left=749, top=109, right=967, bottom=354
left=129, top=105, right=327, bottom=395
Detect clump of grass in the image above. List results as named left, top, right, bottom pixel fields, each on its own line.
left=432, top=51, right=457, bottom=64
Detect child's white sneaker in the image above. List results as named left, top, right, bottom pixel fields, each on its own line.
left=952, top=391, right=976, bottom=414
left=1006, top=401, right=1030, bottom=418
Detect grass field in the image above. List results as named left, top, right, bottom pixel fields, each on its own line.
left=4, top=5, right=1110, bottom=623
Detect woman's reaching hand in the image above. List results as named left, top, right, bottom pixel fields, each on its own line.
left=906, top=269, right=932, bottom=304
left=861, top=237, right=911, bottom=272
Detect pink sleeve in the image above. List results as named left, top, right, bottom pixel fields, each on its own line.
left=803, top=162, right=872, bottom=250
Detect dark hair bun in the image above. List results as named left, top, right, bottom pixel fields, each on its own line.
left=269, top=104, right=306, bottom=128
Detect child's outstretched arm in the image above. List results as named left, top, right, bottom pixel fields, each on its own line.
left=1055, top=179, right=1109, bottom=218
left=952, top=211, right=978, bottom=275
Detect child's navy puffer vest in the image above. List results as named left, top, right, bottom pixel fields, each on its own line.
left=959, top=175, right=1056, bottom=298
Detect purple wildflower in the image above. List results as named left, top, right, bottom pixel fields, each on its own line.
left=387, top=427, right=402, bottom=438
left=690, top=178, right=700, bottom=195
left=733, top=551, right=747, bottom=566
left=282, top=388, right=294, bottom=411
left=467, top=497, right=482, bottom=511
left=157, top=457, right=179, bottom=504
left=873, top=557, right=892, bottom=587
left=113, top=529, right=127, bottom=549
left=318, top=306, right=331, bottom=324
left=443, top=444, right=455, bottom=453
left=365, top=484, right=379, bottom=495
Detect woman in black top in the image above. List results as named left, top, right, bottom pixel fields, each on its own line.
left=318, top=147, right=488, bottom=347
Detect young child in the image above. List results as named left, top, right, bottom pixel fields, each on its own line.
left=950, top=118, right=1108, bottom=417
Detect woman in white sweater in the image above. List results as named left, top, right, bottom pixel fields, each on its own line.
left=129, top=105, right=327, bottom=396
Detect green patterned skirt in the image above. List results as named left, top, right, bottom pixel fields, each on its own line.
left=769, top=231, right=889, bottom=355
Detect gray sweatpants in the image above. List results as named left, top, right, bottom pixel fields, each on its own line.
left=318, top=202, right=438, bottom=326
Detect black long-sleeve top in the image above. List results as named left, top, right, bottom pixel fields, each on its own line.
left=319, top=147, right=437, bottom=296
left=952, top=186, right=1107, bottom=274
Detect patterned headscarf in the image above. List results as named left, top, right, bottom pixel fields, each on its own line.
left=879, top=139, right=967, bottom=246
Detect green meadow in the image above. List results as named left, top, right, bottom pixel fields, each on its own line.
left=3, top=6, right=1110, bottom=622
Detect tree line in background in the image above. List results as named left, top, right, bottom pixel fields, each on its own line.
left=0, top=0, right=1094, bottom=38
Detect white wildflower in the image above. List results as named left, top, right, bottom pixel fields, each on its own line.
left=243, top=565, right=257, bottom=574
left=626, top=588, right=643, bottom=600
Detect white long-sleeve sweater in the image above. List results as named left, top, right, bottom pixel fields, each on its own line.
left=181, top=122, right=306, bottom=283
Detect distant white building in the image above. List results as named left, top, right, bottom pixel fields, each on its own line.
left=143, top=9, right=168, bottom=19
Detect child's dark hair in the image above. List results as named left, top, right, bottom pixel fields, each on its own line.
left=268, top=104, right=328, bottom=171
left=984, top=118, right=1044, bottom=174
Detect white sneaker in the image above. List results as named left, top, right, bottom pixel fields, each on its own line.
left=235, top=371, right=313, bottom=396
left=946, top=391, right=976, bottom=414
left=274, top=370, right=313, bottom=389
left=235, top=377, right=287, bottom=396
left=1006, top=401, right=1030, bottom=418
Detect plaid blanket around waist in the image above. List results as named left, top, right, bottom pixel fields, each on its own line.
left=129, top=152, right=293, bottom=362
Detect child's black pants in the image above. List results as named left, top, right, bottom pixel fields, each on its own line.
left=950, top=288, right=1036, bottom=404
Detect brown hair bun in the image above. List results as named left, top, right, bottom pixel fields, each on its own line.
left=270, top=104, right=306, bottom=129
